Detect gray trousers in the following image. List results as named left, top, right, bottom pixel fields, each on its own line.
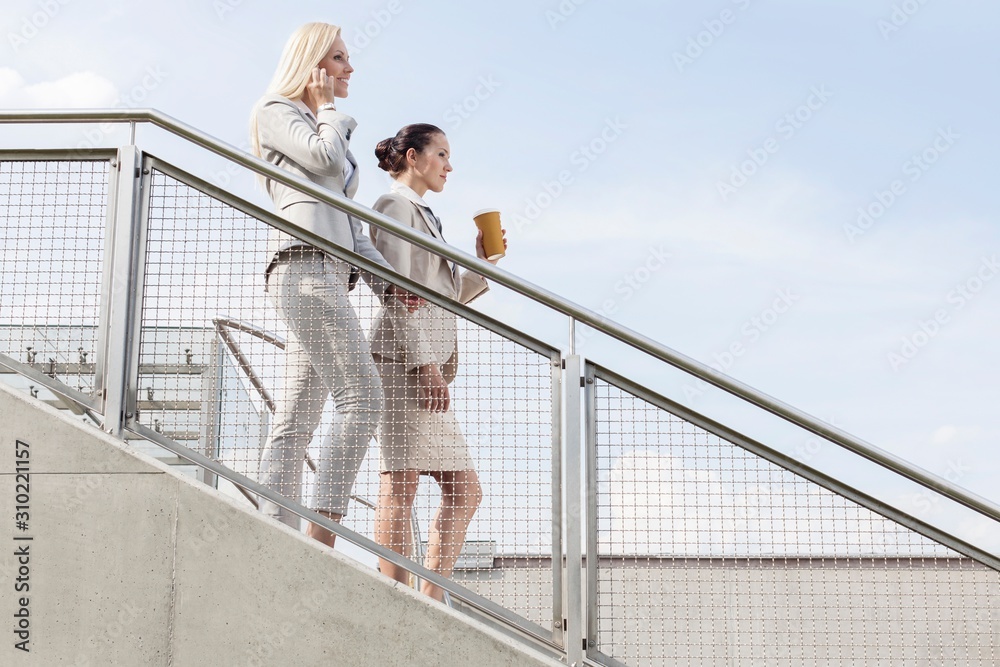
left=258, top=249, right=384, bottom=526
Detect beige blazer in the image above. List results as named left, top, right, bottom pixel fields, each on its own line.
left=369, top=187, right=489, bottom=377
left=253, top=94, right=390, bottom=288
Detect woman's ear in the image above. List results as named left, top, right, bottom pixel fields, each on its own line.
left=405, top=147, right=418, bottom=167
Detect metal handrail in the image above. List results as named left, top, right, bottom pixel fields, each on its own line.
left=588, top=362, right=1000, bottom=570
left=126, top=420, right=560, bottom=655
left=212, top=317, right=285, bottom=413
left=209, top=317, right=440, bottom=596
left=2, top=108, right=998, bottom=525
left=2, top=345, right=556, bottom=652
left=208, top=316, right=338, bottom=480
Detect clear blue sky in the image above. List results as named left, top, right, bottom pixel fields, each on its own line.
left=3, top=0, right=998, bottom=549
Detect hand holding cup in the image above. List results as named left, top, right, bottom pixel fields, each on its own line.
left=473, top=209, right=506, bottom=262
left=476, top=228, right=507, bottom=265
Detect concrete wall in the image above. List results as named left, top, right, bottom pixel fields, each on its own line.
left=0, top=382, right=562, bottom=666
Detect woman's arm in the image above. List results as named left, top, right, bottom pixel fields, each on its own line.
left=456, top=228, right=504, bottom=303
left=457, top=270, right=489, bottom=304
left=372, top=196, right=438, bottom=371
left=256, top=97, right=357, bottom=176
left=349, top=212, right=395, bottom=290
left=370, top=195, right=416, bottom=278
left=373, top=197, right=453, bottom=412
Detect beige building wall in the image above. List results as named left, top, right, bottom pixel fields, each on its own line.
left=455, top=555, right=1000, bottom=666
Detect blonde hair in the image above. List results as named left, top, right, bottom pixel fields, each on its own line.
left=249, top=22, right=342, bottom=158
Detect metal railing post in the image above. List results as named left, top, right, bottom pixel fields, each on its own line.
left=199, top=336, right=223, bottom=488
left=92, top=155, right=118, bottom=411
left=584, top=361, right=599, bottom=657
left=99, top=146, right=143, bottom=436
left=550, top=352, right=565, bottom=647
left=562, top=353, right=584, bottom=665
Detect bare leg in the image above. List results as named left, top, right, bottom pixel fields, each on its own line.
left=374, top=470, right=420, bottom=585
left=305, top=510, right=343, bottom=548
left=421, top=469, right=482, bottom=601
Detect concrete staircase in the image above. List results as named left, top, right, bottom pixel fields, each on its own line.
left=0, top=381, right=563, bottom=666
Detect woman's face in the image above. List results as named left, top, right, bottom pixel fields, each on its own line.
left=316, top=34, right=354, bottom=98
left=409, top=134, right=453, bottom=193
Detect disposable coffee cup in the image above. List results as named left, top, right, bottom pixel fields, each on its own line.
left=473, top=208, right=506, bottom=260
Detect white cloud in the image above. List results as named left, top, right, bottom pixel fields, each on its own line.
left=0, top=67, right=118, bottom=109
left=931, top=425, right=962, bottom=446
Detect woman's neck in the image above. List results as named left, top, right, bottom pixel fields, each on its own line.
left=396, top=172, right=428, bottom=198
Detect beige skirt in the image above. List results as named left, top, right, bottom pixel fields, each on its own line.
left=374, top=356, right=474, bottom=473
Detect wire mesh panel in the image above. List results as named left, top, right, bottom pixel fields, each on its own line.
left=137, top=164, right=557, bottom=631
left=138, top=168, right=276, bottom=478
left=590, top=370, right=999, bottom=667
left=0, top=158, right=110, bottom=400
left=346, top=317, right=557, bottom=629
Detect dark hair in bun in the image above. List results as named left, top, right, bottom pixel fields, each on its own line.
left=375, top=123, right=445, bottom=176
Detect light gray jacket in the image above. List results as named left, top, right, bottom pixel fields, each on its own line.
left=369, top=187, right=489, bottom=377
left=253, top=94, right=390, bottom=290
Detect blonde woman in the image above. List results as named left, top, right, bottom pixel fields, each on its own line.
left=370, top=124, right=506, bottom=600
left=250, top=22, right=417, bottom=545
